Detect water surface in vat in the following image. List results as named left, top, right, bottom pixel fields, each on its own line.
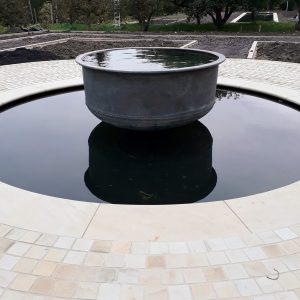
left=82, top=48, right=218, bottom=71
left=1, top=89, right=300, bottom=204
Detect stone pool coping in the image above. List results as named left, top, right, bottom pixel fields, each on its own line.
left=0, top=58, right=299, bottom=241
left=0, top=59, right=300, bottom=299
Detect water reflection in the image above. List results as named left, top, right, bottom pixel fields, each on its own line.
left=85, top=121, right=217, bottom=205
left=216, top=89, right=241, bottom=101
left=82, top=48, right=218, bottom=71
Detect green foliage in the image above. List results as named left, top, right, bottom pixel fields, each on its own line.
left=123, top=0, right=173, bottom=31
left=0, top=0, right=31, bottom=26
left=48, top=21, right=296, bottom=33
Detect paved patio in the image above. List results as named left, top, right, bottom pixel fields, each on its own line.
left=0, top=59, right=300, bottom=299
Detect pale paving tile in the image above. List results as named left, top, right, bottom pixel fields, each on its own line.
left=183, top=268, right=206, bottom=283
left=149, top=242, right=169, bottom=255
left=104, top=254, right=125, bottom=268
left=290, top=225, right=300, bottom=236
left=226, top=249, right=249, bottom=263
left=63, top=250, right=86, bottom=265
left=0, top=238, right=14, bottom=253
left=75, top=265, right=97, bottom=282
left=125, top=254, right=146, bottom=269
left=23, top=294, right=46, bottom=300
left=190, top=283, right=216, bottom=300
left=255, top=277, right=283, bottom=293
left=244, top=247, right=267, bottom=260
left=262, top=245, right=287, bottom=258
left=143, top=285, right=169, bottom=300
left=9, top=274, right=36, bottom=292
left=257, top=231, right=281, bottom=244
left=213, top=281, right=240, bottom=298
left=275, top=291, right=299, bottom=300
left=118, top=269, right=139, bottom=284
left=262, top=258, right=289, bottom=273
left=279, top=241, right=300, bottom=254
left=0, top=290, right=24, bottom=300
left=52, top=279, right=77, bottom=298
left=0, top=269, right=17, bottom=287
left=131, top=242, right=149, bottom=254
left=72, top=238, right=93, bottom=252
left=169, top=242, right=189, bottom=254
left=91, top=240, right=112, bottom=253
left=32, top=260, right=57, bottom=276
left=30, top=277, right=55, bottom=295
left=6, top=242, right=31, bottom=256
left=53, top=264, right=79, bottom=280
left=13, top=257, right=38, bottom=273
left=19, top=231, right=41, bottom=243
left=293, top=289, right=300, bottom=299
left=186, top=253, right=209, bottom=267
left=36, top=233, right=57, bottom=247
left=0, top=254, right=19, bottom=270
left=224, top=237, right=245, bottom=249
left=0, top=287, right=3, bottom=297
left=281, top=255, right=300, bottom=270
left=97, top=283, right=120, bottom=300
left=167, top=254, right=188, bottom=268
left=120, top=284, right=143, bottom=300
left=139, top=269, right=162, bottom=285
left=75, top=281, right=98, bottom=299
left=111, top=242, right=131, bottom=254
left=243, top=261, right=269, bottom=277
left=254, top=295, right=276, bottom=300
left=188, top=241, right=207, bottom=253
left=84, top=252, right=105, bottom=267
left=234, top=279, right=262, bottom=296
left=94, top=268, right=117, bottom=283
left=294, top=270, right=300, bottom=280
left=147, top=256, right=166, bottom=268
left=5, top=229, right=26, bottom=241
left=44, top=248, right=67, bottom=262
left=162, top=269, right=184, bottom=284
left=203, top=266, right=227, bottom=282
left=25, top=245, right=48, bottom=260
left=242, top=235, right=263, bottom=247
left=277, top=272, right=300, bottom=289
left=0, top=225, right=12, bottom=237
left=206, top=239, right=228, bottom=251
left=223, top=264, right=249, bottom=279
left=275, top=228, right=298, bottom=241
left=54, top=236, right=75, bottom=249
left=207, top=251, right=229, bottom=265
left=168, top=285, right=192, bottom=300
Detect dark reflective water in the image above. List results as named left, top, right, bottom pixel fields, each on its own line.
left=82, top=48, right=218, bottom=71
left=0, top=89, right=300, bottom=204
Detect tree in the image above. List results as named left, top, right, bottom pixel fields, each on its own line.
left=295, top=0, right=300, bottom=30
left=124, top=0, right=170, bottom=31
left=174, top=0, right=244, bottom=29
left=0, top=0, right=31, bottom=26
left=185, top=0, right=207, bottom=24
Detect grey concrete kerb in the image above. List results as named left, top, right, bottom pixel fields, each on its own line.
left=0, top=58, right=299, bottom=241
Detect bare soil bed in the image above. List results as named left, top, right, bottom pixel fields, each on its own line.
left=1, top=33, right=300, bottom=65
left=256, top=42, right=300, bottom=63
left=0, top=39, right=183, bottom=66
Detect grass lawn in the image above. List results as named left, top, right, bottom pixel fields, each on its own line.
left=48, top=21, right=296, bottom=33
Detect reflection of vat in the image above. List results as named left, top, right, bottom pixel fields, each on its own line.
left=85, top=122, right=217, bottom=204
left=76, top=48, right=225, bottom=130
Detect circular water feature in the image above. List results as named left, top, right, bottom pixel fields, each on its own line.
left=0, top=89, right=300, bottom=204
